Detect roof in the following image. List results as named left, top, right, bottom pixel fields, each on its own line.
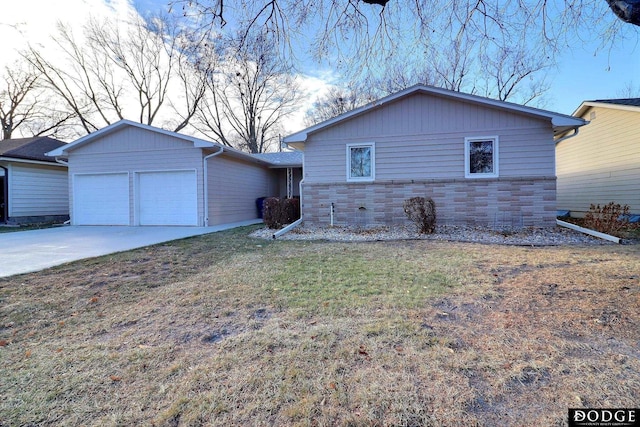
left=592, top=98, right=640, bottom=107
left=573, top=98, right=640, bottom=117
left=45, top=120, right=296, bottom=168
left=252, top=151, right=303, bottom=168
left=283, top=84, right=587, bottom=147
left=0, top=137, right=67, bottom=163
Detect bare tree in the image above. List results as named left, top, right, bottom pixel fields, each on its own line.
left=195, top=32, right=299, bottom=153
left=170, top=0, right=639, bottom=73
left=24, top=14, right=209, bottom=135
left=0, top=60, right=76, bottom=140
left=304, top=85, right=373, bottom=126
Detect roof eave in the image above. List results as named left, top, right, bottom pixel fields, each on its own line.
left=283, top=84, right=588, bottom=144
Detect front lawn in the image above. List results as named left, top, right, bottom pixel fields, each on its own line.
left=1, top=225, right=638, bottom=426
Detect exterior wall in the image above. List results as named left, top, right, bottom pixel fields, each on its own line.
left=303, top=178, right=557, bottom=228
left=207, top=154, right=278, bottom=225
left=556, top=106, right=640, bottom=216
left=68, top=126, right=206, bottom=225
left=303, top=93, right=554, bottom=184
left=4, top=162, right=68, bottom=220
left=301, top=92, right=557, bottom=228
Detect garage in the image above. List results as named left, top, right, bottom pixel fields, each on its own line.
left=46, top=120, right=298, bottom=227
left=74, top=173, right=130, bottom=225
left=136, top=170, right=197, bottom=226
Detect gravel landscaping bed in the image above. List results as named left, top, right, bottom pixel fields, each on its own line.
left=251, top=224, right=623, bottom=246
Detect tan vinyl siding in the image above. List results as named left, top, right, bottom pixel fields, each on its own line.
left=556, top=106, right=640, bottom=215
left=8, top=164, right=68, bottom=217
left=68, top=126, right=206, bottom=225
left=207, top=155, right=277, bottom=225
left=303, top=92, right=554, bottom=184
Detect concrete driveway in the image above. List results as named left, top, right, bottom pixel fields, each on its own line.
left=0, top=219, right=262, bottom=278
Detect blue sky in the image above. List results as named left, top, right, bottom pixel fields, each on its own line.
left=2, top=0, right=639, bottom=118
left=130, top=0, right=640, bottom=115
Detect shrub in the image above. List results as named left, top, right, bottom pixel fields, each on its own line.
left=583, top=202, right=630, bottom=237
left=263, top=197, right=301, bottom=229
left=263, top=197, right=283, bottom=229
left=403, top=197, right=436, bottom=234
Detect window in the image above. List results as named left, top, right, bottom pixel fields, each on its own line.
left=465, top=136, right=499, bottom=178
left=347, top=143, right=375, bottom=181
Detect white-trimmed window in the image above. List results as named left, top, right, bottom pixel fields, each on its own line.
left=347, top=143, right=375, bottom=182
left=465, top=136, right=499, bottom=178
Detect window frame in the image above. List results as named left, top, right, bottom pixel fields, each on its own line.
left=346, top=142, right=375, bottom=182
left=464, top=136, right=499, bottom=179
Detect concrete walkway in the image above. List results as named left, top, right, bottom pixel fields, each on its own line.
left=0, top=219, right=262, bottom=278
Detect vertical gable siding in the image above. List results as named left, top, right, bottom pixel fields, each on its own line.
left=68, top=126, right=205, bottom=225
left=8, top=164, right=69, bottom=217
left=303, top=92, right=554, bottom=184
left=207, top=155, right=277, bottom=225
left=556, top=106, right=640, bottom=214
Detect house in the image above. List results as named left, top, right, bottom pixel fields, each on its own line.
left=0, top=136, right=69, bottom=224
left=46, top=120, right=302, bottom=226
left=556, top=98, right=640, bottom=218
left=283, top=84, right=586, bottom=229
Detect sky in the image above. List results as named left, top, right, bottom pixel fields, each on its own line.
left=1, top=0, right=638, bottom=129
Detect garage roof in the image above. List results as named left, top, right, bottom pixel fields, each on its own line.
left=46, top=120, right=303, bottom=168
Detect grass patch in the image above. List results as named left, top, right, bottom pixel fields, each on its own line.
left=1, top=227, right=639, bottom=426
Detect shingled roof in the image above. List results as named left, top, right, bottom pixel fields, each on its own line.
left=591, top=98, right=640, bottom=107
left=0, top=137, right=67, bottom=163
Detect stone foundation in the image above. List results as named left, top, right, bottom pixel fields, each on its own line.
left=302, top=177, right=557, bottom=229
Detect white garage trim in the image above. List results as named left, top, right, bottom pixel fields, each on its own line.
left=134, top=169, right=198, bottom=226
left=73, top=172, right=130, bottom=225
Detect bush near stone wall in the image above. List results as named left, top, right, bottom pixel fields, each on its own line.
left=584, top=202, right=630, bottom=237
left=264, top=197, right=300, bottom=229
left=403, top=197, right=436, bottom=234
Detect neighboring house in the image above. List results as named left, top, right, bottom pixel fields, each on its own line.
left=283, top=84, right=586, bottom=229
left=0, top=137, right=69, bottom=224
left=46, top=120, right=302, bottom=226
left=556, top=98, right=640, bottom=217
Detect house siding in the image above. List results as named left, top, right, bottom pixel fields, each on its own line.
left=303, top=93, right=554, bottom=184
left=7, top=163, right=69, bottom=218
left=207, top=155, right=277, bottom=225
left=68, top=126, right=206, bottom=225
left=557, top=105, right=640, bottom=215
left=300, top=92, right=557, bottom=228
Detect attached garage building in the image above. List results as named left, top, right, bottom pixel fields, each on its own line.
left=47, top=120, right=299, bottom=226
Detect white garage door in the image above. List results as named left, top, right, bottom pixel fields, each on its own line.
left=74, top=173, right=130, bottom=225
left=137, top=170, right=198, bottom=226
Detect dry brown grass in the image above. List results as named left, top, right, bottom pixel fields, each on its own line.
left=1, top=226, right=639, bottom=426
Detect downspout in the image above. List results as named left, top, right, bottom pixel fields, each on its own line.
left=203, top=146, right=225, bottom=227
left=273, top=177, right=304, bottom=239
left=0, top=165, right=8, bottom=223
left=554, top=127, right=581, bottom=145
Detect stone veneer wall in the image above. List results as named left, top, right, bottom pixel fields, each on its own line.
left=302, top=177, right=557, bottom=229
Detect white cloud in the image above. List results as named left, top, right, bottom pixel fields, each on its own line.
left=0, top=0, right=137, bottom=66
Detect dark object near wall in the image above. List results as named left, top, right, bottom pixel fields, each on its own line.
left=606, top=0, right=640, bottom=25
left=263, top=197, right=300, bottom=229
left=403, top=197, right=437, bottom=234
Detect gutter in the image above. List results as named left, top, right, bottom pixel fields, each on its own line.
left=203, top=146, right=225, bottom=227
left=272, top=177, right=304, bottom=239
